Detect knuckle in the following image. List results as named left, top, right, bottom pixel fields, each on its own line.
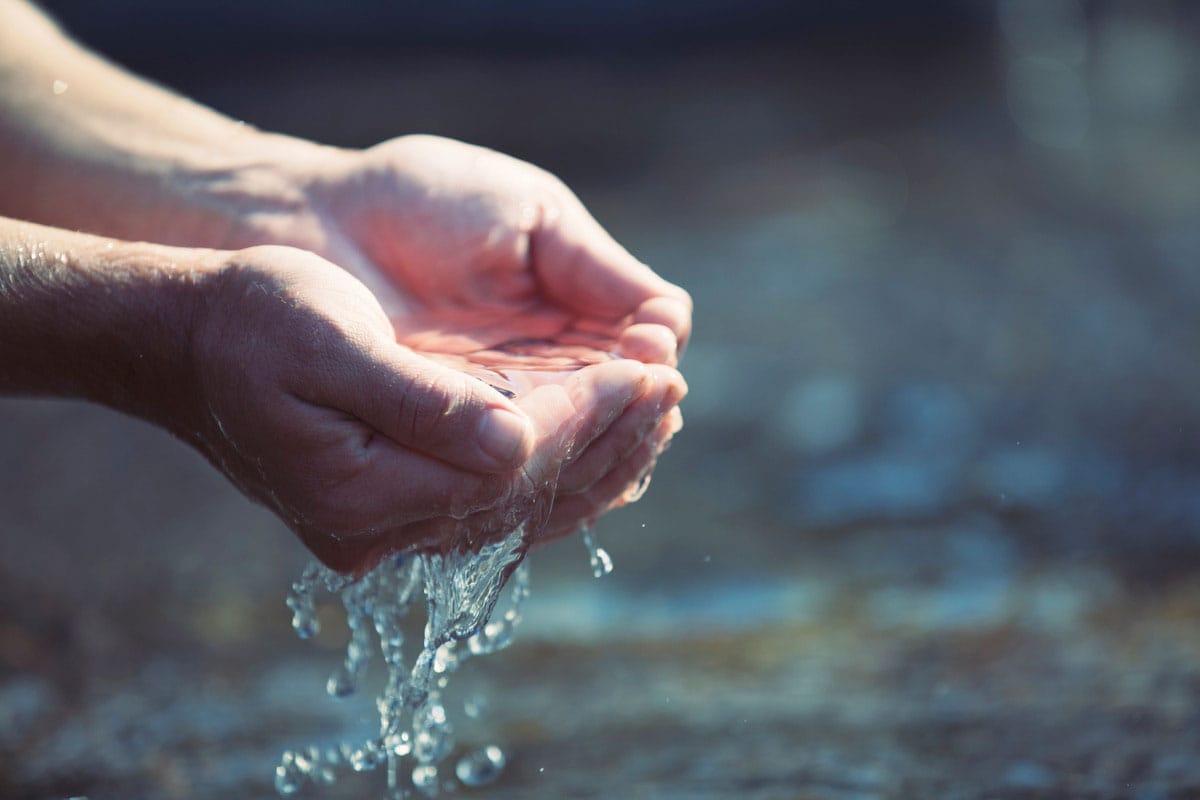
left=394, top=369, right=469, bottom=446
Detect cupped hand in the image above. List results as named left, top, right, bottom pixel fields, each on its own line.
left=295, top=135, right=692, bottom=365
left=189, top=245, right=685, bottom=573
left=234, top=134, right=692, bottom=555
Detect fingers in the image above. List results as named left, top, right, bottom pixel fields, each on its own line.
left=306, top=334, right=535, bottom=474
left=616, top=322, right=679, bottom=366
left=344, top=360, right=653, bottom=566
left=513, top=359, right=651, bottom=480
left=557, top=363, right=685, bottom=494
left=632, top=295, right=693, bottom=355
left=536, top=187, right=692, bottom=328
left=278, top=403, right=513, bottom=521
left=257, top=396, right=519, bottom=574
left=540, top=406, right=682, bottom=543
left=288, top=359, right=682, bottom=572
left=302, top=437, right=513, bottom=572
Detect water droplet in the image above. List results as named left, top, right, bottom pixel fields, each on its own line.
left=591, top=546, right=613, bottom=578
left=290, top=608, right=318, bottom=639
left=462, top=693, right=487, bottom=719
left=433, top=642, right=459, bottom=674
left=274, top=768, right=301, bottom=796
left=275, top=751, right=306, bottom=796
left=413, top=724, right=452, bottom=764
left=455, top=745, right=506, bottom=787
left=580, top=528, right=613, bottom=578
left=349, top=741, right=384, bottom=772
left=624, top=471, right=652, bottom=502
left=384, top=730, right=411, bottom=757
left=412, top=764, right=439, bottom=796
left=326, top=665, right=356, bottom=698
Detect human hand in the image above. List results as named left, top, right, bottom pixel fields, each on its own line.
left=0, top=5, right=688, bottom=563
left=187, top=245, right=684, bottom=573
left=242, top=135, right=692, bottom=547
left=291, top=135, right=691, bottom=364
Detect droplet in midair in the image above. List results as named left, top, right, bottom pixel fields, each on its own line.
left=462, top=693, right=487, bottom=719
left=275, top=751, right=306, bottom=796
left=326, top=664, right=356, bottom=698
left=412, top=764, right=439, bottom=796
left=455, top=745, right=506, bottom=787
left=580, top=528, right=613, bottom=578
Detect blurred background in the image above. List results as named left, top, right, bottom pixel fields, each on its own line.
left=3, top=1, right=1200, bottom=797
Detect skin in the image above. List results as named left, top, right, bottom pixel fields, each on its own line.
left=0, top=1, right=691, bottom=574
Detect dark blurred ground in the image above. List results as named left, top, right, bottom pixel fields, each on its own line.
left=3, top=1, right=1200, bottom=798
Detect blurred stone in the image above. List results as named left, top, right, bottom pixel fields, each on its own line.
left=790, top=453, right=959, bottom=526
left=975, top=446, right=1067, bottom=507
left=818, top=139, right=909, bottom=231
left=1004, top=760, right=1054, bottom=789
left=777, top=376, right=865, bottom=456
left=882, top=383, right=976, bottom=454
left=1006, top=55, right=1090, bottom=149
left=0, top=676, right=58, bottom=748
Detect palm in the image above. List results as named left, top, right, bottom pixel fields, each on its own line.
left=311, top=135, right=684, bottom=394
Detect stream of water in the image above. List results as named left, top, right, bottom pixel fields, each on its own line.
left=273, top=523, right=610, bottom=797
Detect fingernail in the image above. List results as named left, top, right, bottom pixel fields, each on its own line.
left=476, top=408, right=530, bottom=467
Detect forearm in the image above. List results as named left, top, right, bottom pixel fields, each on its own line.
left=0, top=215, right=213, bottom=434
left=0, top=0, right=330, bottom=247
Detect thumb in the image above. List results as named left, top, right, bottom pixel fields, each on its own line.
left=311, top=336, right=534, bottom=473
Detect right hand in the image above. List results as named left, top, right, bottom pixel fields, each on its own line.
left=186, top=246, right=684, bottom=573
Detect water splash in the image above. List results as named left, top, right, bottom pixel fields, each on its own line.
left=461, top=693, right=487, bottom=719
left=275, top=525, right=531, bottom=798
left=272, top=356, right=643, bottom=796
left=580, top=528, right=613, bottom=578
left=455, top=745, right=506, bottom=787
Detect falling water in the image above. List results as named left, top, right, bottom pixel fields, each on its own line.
left=274, top=353, right=626, bottom=796
left=275, top=523, right=533, bottom=798
left=580, top=528, right=613, bottom=578
left=275, top=517, right=614, bottom=796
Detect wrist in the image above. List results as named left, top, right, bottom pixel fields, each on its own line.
left=91, top=240, right=220, bottom=440
left=0, top=219, right=221, bottom=440
left=116, top=127, right=347, bottom=254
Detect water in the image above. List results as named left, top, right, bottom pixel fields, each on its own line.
left=275, top=515, right=619, bottom=796
left=275, top=358, right=622, bottom=796
left=276, top=524, right=531, bottom=797
left=580, top=528, right=613, bottom=578
left=461, top=694, right=487, bottom=719
left=455, top=746, right=506, bottom=787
